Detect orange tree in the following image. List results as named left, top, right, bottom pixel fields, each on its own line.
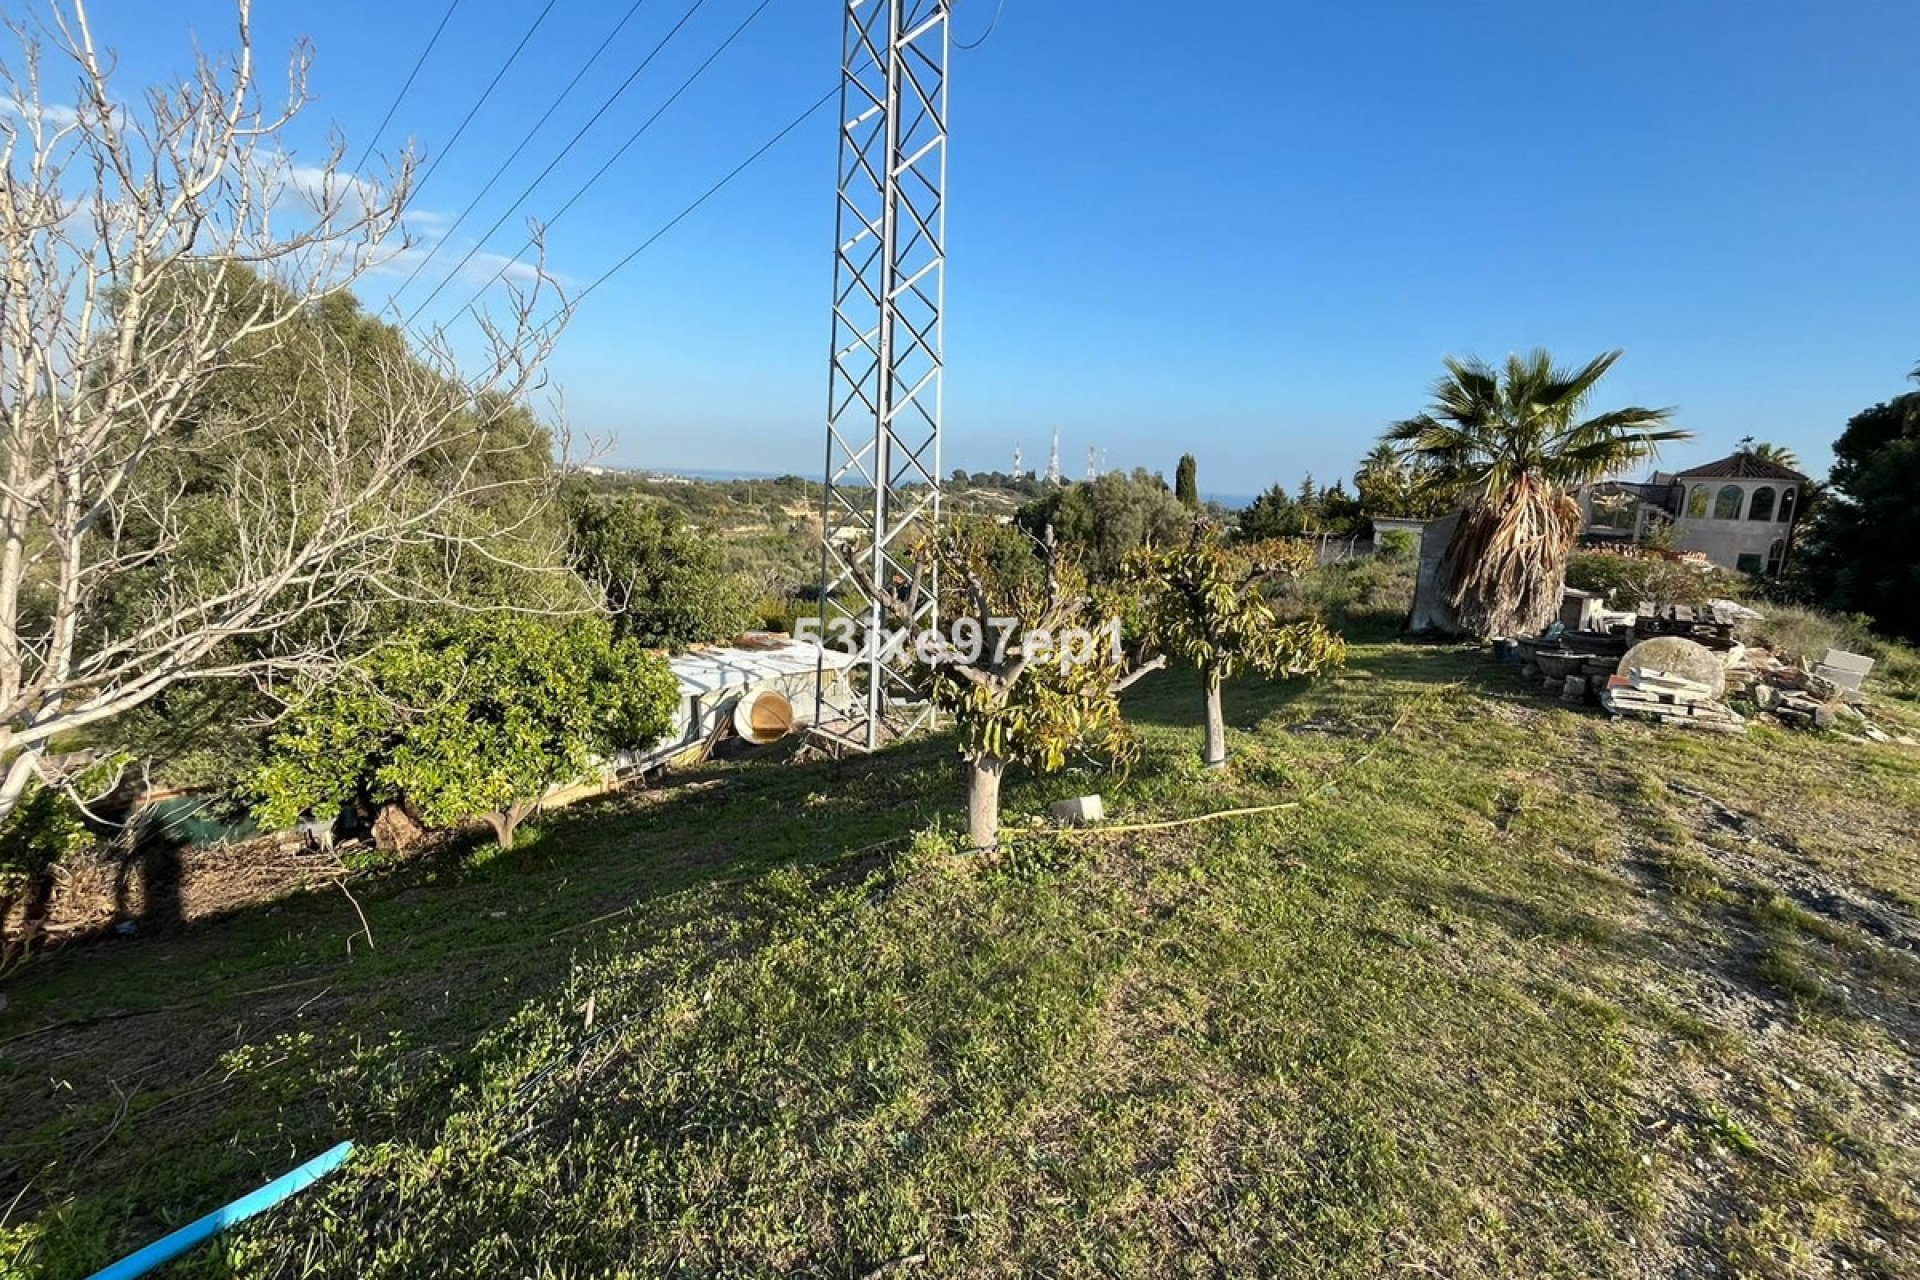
left=1126, top=524, right=1345, bottom=768
left=252, top=616, right=678, bottom=849
left=866, top=520, right=1161, bottom=851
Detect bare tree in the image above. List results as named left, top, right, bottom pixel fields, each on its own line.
left=0, top=0, right=570, bottom=824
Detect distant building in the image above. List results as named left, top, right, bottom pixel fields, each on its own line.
left=1576, top=451, right=1808, bottom=576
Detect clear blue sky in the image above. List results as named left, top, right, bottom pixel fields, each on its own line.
left=72, top=0, right=1920, bottom=492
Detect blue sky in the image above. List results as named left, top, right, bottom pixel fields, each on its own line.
left=68, top=0, right=1920, bottom=491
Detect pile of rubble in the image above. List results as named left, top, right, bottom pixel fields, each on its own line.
left=1730, top=649, right=1914, bottom=744
left=1513, top=621, right=1916, bottom=745
left=1600, top=663, right=1745, bottom=734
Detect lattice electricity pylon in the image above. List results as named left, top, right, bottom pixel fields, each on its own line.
left=815, top=0, right=949, bottom=753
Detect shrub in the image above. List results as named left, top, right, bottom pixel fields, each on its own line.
left=1377, top=529, right=1416, bottom=561
left=1276, top=557, right=1416, bottom=639
left=254, top=617, right=680, bottom=848
left=1564, top=550, right=1739, bottom=611
left=0, top=781, right=93, bottom=952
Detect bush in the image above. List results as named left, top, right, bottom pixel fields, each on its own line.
left=254, top=617, right=680, bottom=848
left=1564, top=550, right=1740, bottom=611
left=1276, top=557, right=1415, bottom=639
left=0, top=781, right=93, bottom=951
left=1377, top=529, right=1416, bottom=561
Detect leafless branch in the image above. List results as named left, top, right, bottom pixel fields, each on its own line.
left=0, top=1, right=574, bottom=824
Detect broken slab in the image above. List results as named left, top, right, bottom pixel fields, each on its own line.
left=1811, top=648, right=1875, bottom=693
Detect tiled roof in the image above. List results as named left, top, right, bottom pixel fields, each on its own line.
left=1676, top=453, right=1806, bottom=482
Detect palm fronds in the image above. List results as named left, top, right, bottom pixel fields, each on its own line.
left=1384, top=348, right=1689, bottom=637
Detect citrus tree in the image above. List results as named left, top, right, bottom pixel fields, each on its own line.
left=254, top=617, right=677, bottom=848
left=1127, top=525, right=1345, bottom=768
left=865, top=520, right=1162, bottom=850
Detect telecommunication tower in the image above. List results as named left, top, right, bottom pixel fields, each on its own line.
left=816, top=0, right=951, bottom=752
left=1045, top=428, right=1061, bottom=485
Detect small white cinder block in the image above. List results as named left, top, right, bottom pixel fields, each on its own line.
left=1049, top=795, right=1105, bottom=826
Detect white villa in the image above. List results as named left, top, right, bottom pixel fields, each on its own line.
left=1578, top=451, right=1808, bottom=576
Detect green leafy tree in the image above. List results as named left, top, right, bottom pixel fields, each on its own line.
left=1386, top=350, right=1686, bottom=637
left=1174, top=454, right=1200, bottom=509
left=0, top=778, right=93, bottom=957
left=1795, top=382, right=1920, bottom=642
left=1355, top=439, right=1463, bottom=519
left=1314, top=480, right=1365, bottom=536
left=565, top=493, right=756, bottom=650
left=1016, top=468, right=1190, bottom=583
left=1127, top=526, right=1345, bottom=768
left=254, top=617, right=678, bottom=848
left=864, top=520, right=1161, bottom=850
left=95, top=269, right=585, bottom=802
left=0, top=8, right=569, bottom=826
left=1239, top=483, right=1302, bottom=539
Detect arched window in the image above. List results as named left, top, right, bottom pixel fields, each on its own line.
left=1713, top=485, right=1744, bottom=520
left=1687, top=484, right=1709, bottom=518
left=1779, top=488, right=1797, bottom=525
left=1747, top=486, right=1776, bottom=522
left=1766, top=539, right=1787, bottom=576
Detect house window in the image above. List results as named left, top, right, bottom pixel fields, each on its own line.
left=1687, top=484, right=1709, bottom=518
left=1714, top=485, right=1745, bottom=520
left=1779, top=488, right=1797, bottom=524
left=1766, top=539, right=1787, bottom=576
left=1736, top=552, right=1764, bottom=574
left=1747, top=486, right=1776, bottom=522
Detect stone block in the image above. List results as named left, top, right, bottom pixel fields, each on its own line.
left=1050, top=795, right=1105, bottom=826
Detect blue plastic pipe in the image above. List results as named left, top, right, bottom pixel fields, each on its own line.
left=86, top=1141, right=354, bottom=1280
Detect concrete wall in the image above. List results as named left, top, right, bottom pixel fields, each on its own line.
left=1671, top=478, right=1798, bottom=573
left=1407, top=510, right=1464, bottom=634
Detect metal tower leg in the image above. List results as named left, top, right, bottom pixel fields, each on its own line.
left=816, top=0, right=949, bottom=753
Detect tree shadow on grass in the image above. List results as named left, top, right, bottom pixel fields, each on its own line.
left=0, top=733, right=974, bottom=1278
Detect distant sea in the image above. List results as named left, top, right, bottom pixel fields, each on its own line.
left=633, top=466, right=800, bottom=482
left=618, top=467, right=1259, bottom=509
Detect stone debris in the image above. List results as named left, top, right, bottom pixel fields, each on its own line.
left=1601, top=664, right=1747, bottom=734
left=1512, top=619, right=1916, bottom=747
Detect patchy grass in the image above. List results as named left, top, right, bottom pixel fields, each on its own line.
left=2, top=644, right=1917, bottom=1278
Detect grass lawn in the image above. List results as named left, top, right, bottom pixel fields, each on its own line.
left=3, top=643, right=1917, bottom=1277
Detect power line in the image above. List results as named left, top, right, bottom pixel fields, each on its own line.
left=440, top=80, right=837, bottom=394
left=351, top=0, right=463, bottom=175
left=955, top=0, right=1007, bottom=49
left=397, top=0, right=714, bottom=320
left=430, top=0, right=779, bottom=322
left=561, top=82, right=839, bottom=316
left=410, top=0, right=563, bottom=200
left=388, top=0, right=656, bottom=304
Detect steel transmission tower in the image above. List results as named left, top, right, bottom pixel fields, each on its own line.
left=816, top=0, right=951, bottom=752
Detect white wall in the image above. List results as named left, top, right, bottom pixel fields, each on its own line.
left=1671, top=479, right=1796, bottom=572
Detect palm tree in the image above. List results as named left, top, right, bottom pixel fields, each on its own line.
left=1739, top=439, right=1801, bottom=472
left=1386, top=349, right=1688, bottom=637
